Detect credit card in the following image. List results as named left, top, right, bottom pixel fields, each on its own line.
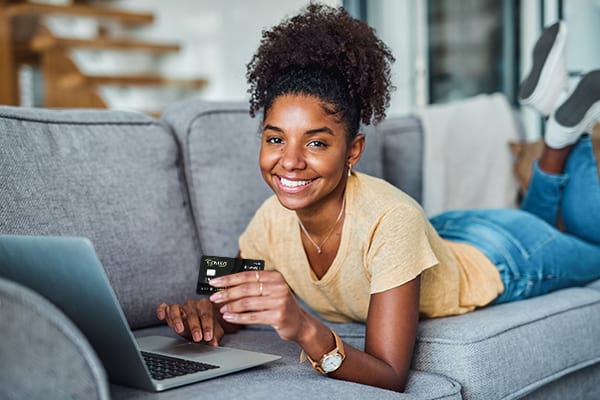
left=196, top=255, right=265, bottom=294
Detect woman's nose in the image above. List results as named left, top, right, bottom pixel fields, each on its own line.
left=280, top=144, right=306, bottom=171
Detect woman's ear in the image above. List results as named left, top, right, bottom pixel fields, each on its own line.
left=347, top=133, right=366, bottom=168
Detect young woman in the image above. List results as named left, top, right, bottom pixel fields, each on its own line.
left=157, top=5, right=600, bottom=392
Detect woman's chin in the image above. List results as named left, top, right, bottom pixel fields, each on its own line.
left=274, top=194, right=307, bottom=211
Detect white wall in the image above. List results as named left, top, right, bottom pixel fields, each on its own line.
left=116, top=0, right=340, bottom=102
left=367, top=0, right=427, bottom=117
left=563, top=0, right=600, bottom=76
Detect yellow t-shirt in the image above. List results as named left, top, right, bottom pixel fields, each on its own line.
left=239, top=172, right=503, bottom=322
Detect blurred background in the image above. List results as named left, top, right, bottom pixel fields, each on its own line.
left=1, top=0, right=599, bottom=136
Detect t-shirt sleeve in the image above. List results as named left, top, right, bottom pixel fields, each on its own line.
left=368, top=203, right=439, bottom=294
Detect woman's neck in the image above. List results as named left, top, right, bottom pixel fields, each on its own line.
left=296, top=187, right=347, bottom=237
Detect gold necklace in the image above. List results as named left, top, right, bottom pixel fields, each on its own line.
left=297, top=197, right=346, bottom=255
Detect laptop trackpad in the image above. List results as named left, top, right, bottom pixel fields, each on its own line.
left=136, top=335, right=229, bottom=357
left=135, top=335, right=280, bottom=370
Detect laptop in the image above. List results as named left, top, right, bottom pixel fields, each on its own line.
left=0, top=234, right=280, bottom=392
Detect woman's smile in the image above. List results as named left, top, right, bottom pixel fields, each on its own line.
left=277, top=176, right=316, bottom=193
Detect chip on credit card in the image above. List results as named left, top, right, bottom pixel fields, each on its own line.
left=197, top=255, right=265, bottom=294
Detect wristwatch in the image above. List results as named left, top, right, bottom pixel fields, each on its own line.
left=302, top=329, right=346, bottom=374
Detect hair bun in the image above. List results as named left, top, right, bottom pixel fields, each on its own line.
left=246, top=3, right=395, bottom=126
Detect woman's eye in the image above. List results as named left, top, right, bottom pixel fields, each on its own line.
left=308, top=140, right=326, bottom=148
left=266, top=137, right=283, bottom=144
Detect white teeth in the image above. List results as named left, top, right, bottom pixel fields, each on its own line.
left=279, top=177, right=312, bottom=187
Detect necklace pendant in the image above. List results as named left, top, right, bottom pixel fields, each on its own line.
left=297, top=196, right=346, bottom=257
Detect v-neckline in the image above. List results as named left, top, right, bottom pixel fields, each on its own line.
left=296, top=178, right=354, bottom=284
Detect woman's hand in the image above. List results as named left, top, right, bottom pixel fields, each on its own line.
left=156, top=298, right=225, bottom=347
left=208, top=270, right=308, bottom=342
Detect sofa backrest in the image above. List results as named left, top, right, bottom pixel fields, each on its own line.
left=0, top=106, right=200, bottom=329
left=0, top=101, right=423, bottom=330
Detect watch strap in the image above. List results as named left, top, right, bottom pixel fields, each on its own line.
left=299, top=329, right=345, bottom=374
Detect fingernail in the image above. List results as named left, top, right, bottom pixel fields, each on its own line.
left=157, top=311, right=164, bottom=319
left=210, top=292, right=223, bottom=302
left=222, top=313, right=234, bottom=321
left=176, top=322, right=184, bottom=333
left=209, top=277, right=223, bottom=286
left=204, top=331, right=212, bottom=341
left=219, top=305, right=228, bottom=313
left=193, top=331, right=201, bottom=342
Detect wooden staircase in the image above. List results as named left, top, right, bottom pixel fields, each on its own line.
left=0, top=0, right=208, bottom=113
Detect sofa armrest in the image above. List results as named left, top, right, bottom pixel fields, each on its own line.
left=0, top=277, right=109, bottom=400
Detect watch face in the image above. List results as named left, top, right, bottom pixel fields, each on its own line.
left=321, top=353, right=343, bottom=373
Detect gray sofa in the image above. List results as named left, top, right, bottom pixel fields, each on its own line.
left=1, top=99, right=599, bottom=400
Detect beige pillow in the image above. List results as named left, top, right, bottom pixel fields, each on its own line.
left=510, top=123, right=600, bottom=195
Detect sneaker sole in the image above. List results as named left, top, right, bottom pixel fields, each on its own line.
left=555, top=70, right=600, bottom=128
left=519, top=22, right=566, bottom=103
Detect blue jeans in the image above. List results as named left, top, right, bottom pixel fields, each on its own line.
left=430, top=135, right=600, bottom=304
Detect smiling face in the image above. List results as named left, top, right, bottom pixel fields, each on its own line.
left=259, top=94, right=364, bottom=215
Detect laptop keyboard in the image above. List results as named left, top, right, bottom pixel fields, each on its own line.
left=141, top=351, right=220, bottom=380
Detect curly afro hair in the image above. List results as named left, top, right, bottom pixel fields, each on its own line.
left=246, top=3, right=395, bottom=136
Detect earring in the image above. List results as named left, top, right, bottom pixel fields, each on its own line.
left=347, top=163, right=352, bottom=177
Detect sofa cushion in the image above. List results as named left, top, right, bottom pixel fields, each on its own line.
left=0, top=106, right=200, bottom=329
left=0, top=276, right=109, bottom=400
left=161, top=100, right=272, bottom=257
left=521, top=362, right=600, bottom=400
left=161, top=100, right=385, bottom=258
left=356, top=123, right=385, bottom=178
left=414, top=287, right=600, bottom=400
left=377, top=115, right=423, bottom=203
left=120, top=325, right=462, bottom=400
left=587, top=278, right=600, bottom=291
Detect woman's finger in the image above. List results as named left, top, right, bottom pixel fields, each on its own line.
left=221, top=309, right=275, bottom=325
left=156, top=303, right=168, bottom=320
left=165, top=303, right=186, bottom=334
left=209, top=271, right=287, bottom=304
left=182, top=299, right=203, bottom=342
left=209, top=281, right=267, bottom=304
left=208, top=269, right=280, bottom=289
left=195, top=299, right=215, bottom=342
left=219, top=294, right=282, bottom=314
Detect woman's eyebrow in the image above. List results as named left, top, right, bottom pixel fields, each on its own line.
left=305, top=127, right=334, bottom=136
left=263, top=124, right=283, bottom=132
left=262, top=125, right=334, bottom=136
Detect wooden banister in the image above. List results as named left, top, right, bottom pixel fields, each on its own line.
left=63, top=73, right=208, bottom=89
left=7, top=2, right=154, bottom=26
left=0, top=6, right=18, bottom=104
left=31, top=32, right=180, bottom=54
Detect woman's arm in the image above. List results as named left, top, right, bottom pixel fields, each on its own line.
left=348, top=276, right=420, bottom=390
left=298, top=276, right=420, bottom=392
left=210, top=271, right=420, bottom=392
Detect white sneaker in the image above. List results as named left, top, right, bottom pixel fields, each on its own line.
left=545, top=70, right=600, bottom=149
left=519, top=21, right=568, bottom=116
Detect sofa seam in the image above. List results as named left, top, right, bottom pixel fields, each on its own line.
left=0, top=113, right=159, bottom=126
left=499, top=358, right=600, bottom=400
left=417, top=295, right=600, bottom=345
left=420, top=372, right=463, bottom=400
